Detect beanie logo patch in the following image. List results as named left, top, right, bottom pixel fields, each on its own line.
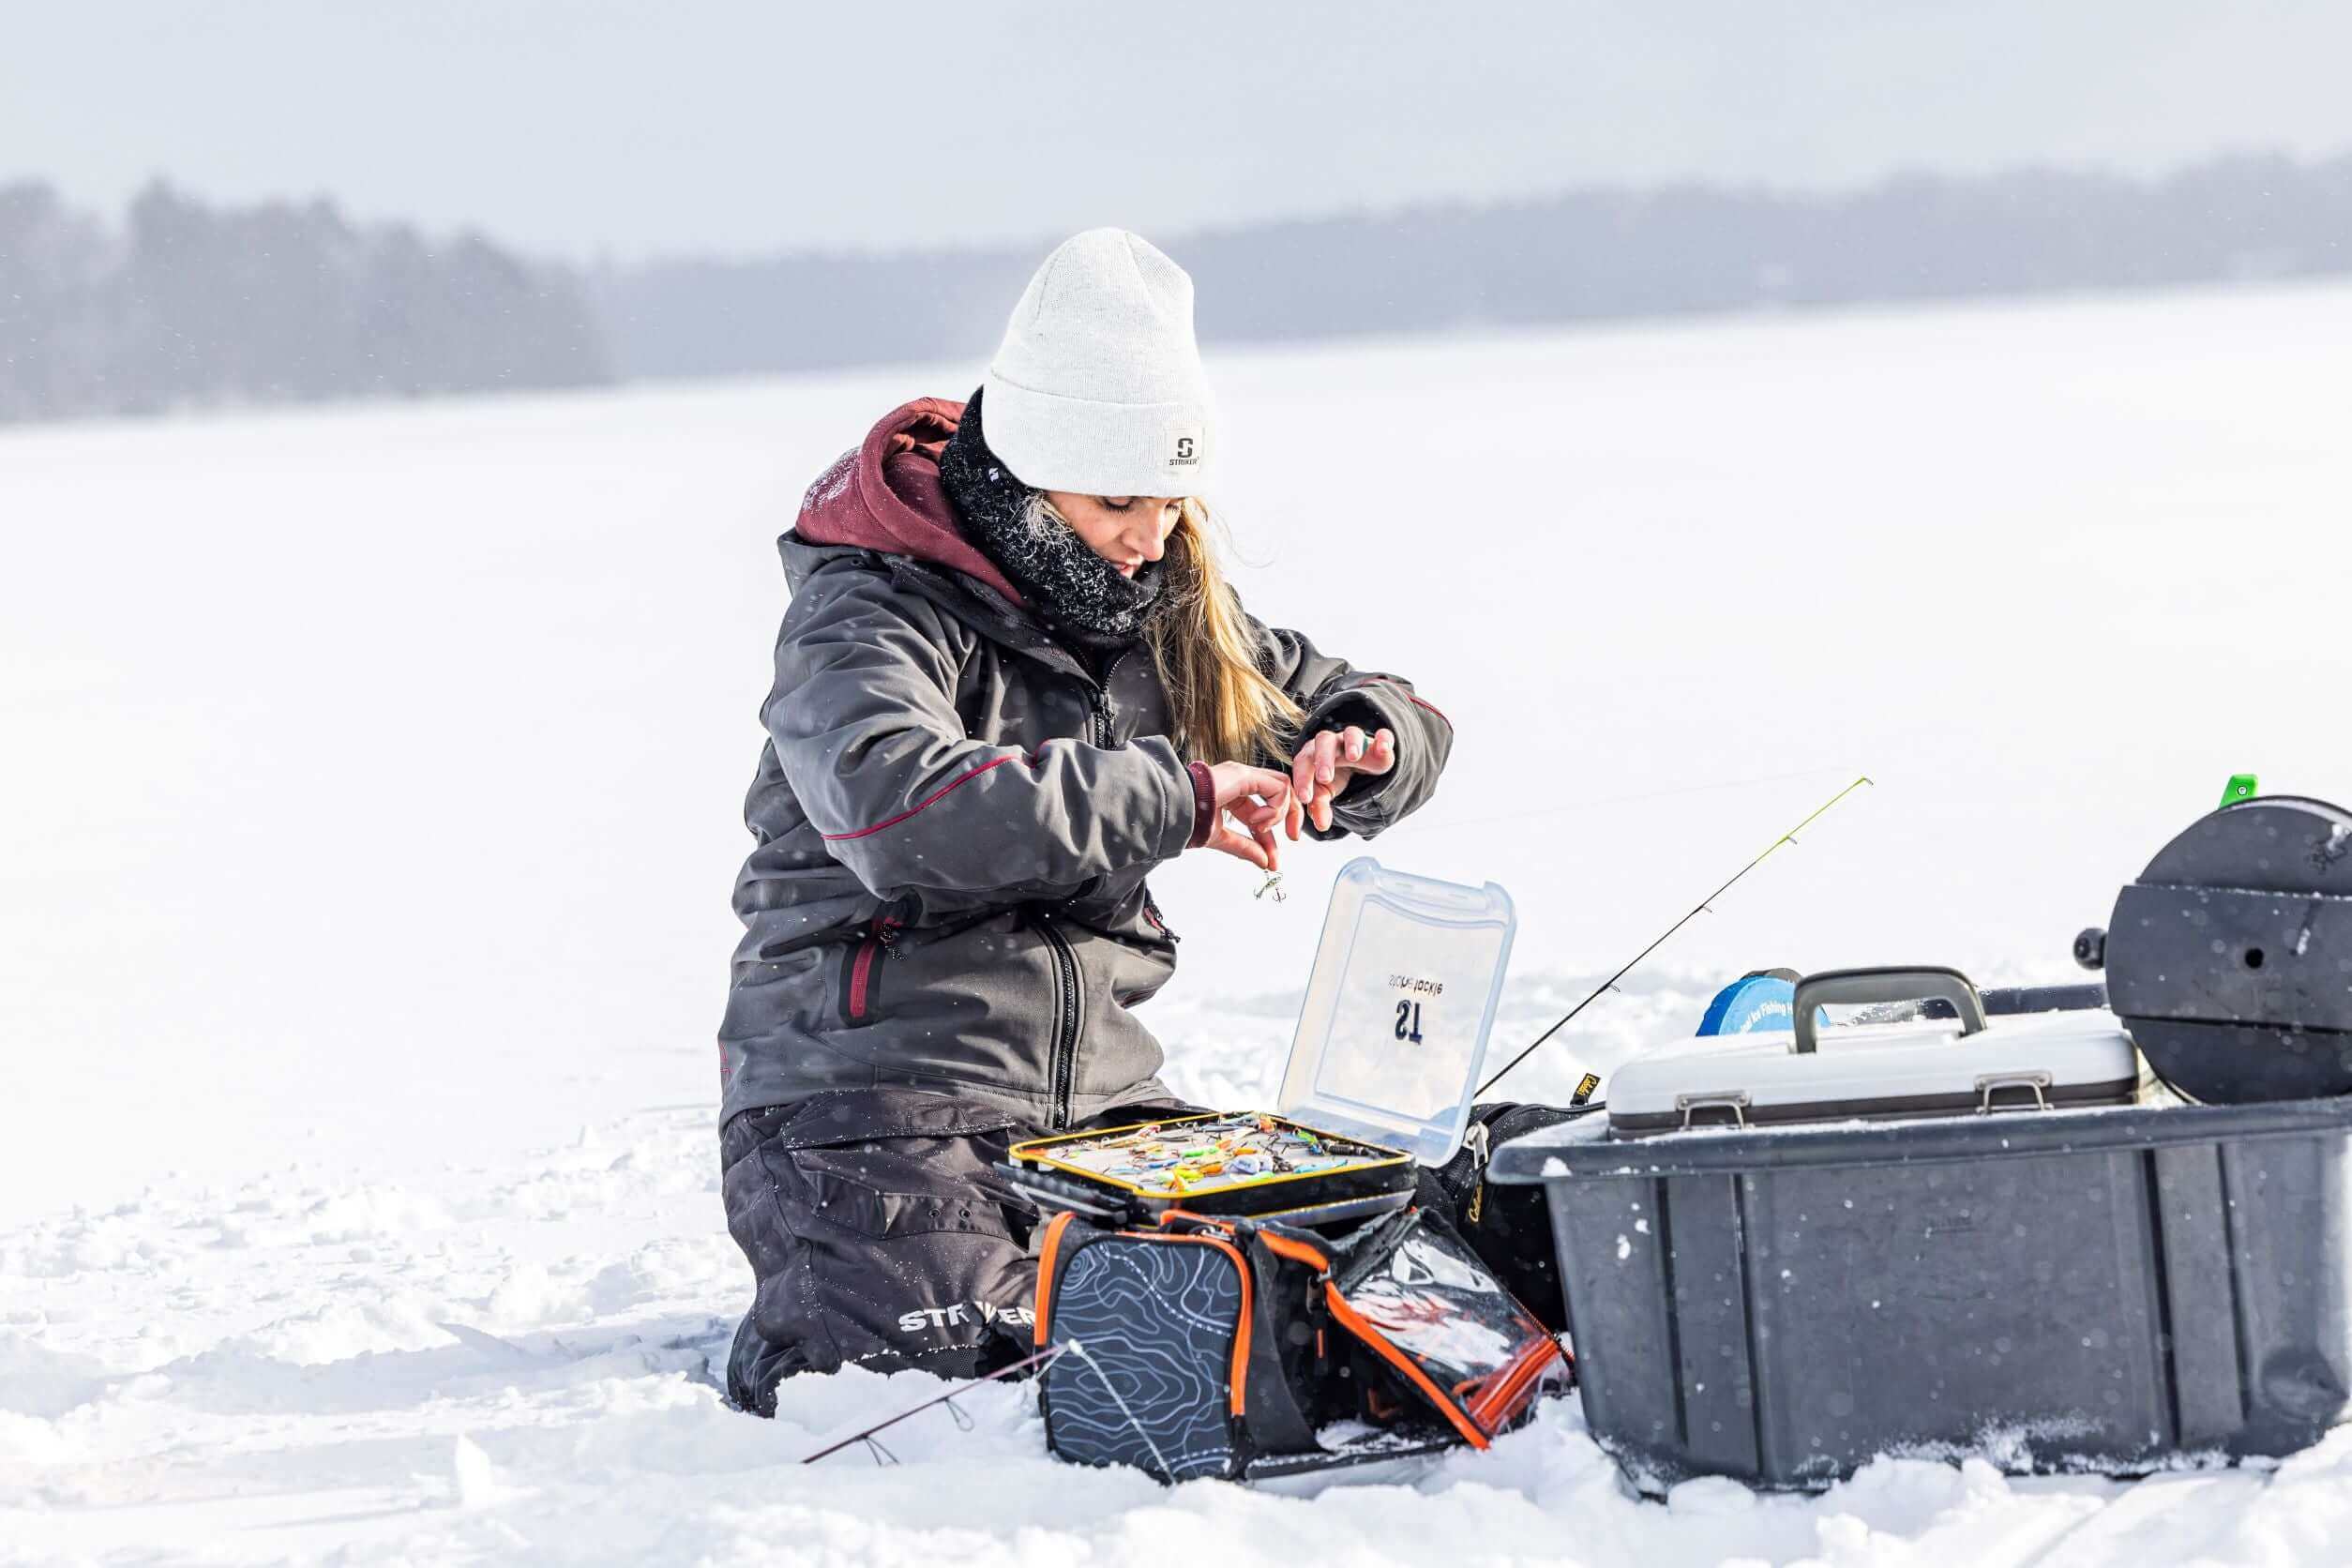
left=1164, top=423, right=1204, bottom=473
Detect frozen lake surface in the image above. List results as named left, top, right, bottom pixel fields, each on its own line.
left=6, top=279, right=2351, bottom=1561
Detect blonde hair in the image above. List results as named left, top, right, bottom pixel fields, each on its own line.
left=1145, top=499, right=1302, bottom=765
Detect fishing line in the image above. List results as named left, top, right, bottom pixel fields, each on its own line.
left=1475, top=775, right=1875, bottom=1095
left=1397, top=763, right=1856, bottom=838
left=1067, top=1338, right=1179, bottom=1481
left=800, top=1342, right=1070, bottom=1464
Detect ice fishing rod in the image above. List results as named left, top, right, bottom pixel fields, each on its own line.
left=799, top=1343, right=1069, bottom=1465
left=1475, top=774, right=1875, bottom=1095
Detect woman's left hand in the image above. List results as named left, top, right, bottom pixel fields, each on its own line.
left=1290, top=725, right=1395, bottom=834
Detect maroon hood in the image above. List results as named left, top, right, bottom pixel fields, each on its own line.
left=793, top=398, right=1025, bottom=607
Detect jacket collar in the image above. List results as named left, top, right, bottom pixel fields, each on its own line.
left=777, top=533, right=1095, bottom=686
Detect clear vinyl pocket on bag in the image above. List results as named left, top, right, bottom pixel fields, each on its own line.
left=1322, top=1208, right=1565, bottom=1447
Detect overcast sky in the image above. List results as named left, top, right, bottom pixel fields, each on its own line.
left=10, top=1, right=2351, bottom=265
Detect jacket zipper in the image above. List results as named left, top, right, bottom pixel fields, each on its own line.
left=844, top=915, right=900, bottom=1024
left=1041, top=648, right=1130, bottom=1120
left=1092, top=650, right=1184, bottom=952
left=1038, top=912, right=1081, bottom=1128
left=1089, top=648, right=1133, bottom=746
left=1142, top=890, right=1179, bottom=943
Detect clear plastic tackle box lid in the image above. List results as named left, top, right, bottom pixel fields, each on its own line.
left=1275, top=858, right=1517, bottom=1165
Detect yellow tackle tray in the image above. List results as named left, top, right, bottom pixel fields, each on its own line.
left=1007, top=1110, right=1416, bottom=1218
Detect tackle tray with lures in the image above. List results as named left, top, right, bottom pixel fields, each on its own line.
left=1003, top=858, right=1515, bottom=1226
left=1004, top=1110, right=1411, bottom=1219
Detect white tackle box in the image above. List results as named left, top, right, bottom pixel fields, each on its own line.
left=1606, top=967, right=2142, bottom=1136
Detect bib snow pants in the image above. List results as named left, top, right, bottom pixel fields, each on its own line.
left=720, top=1088, right=1197, bottom=1415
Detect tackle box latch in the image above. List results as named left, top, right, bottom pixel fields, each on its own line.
left=1676, top=1091, right=1751, bottom=1130
left=1974, top=1070, right=2053, bottom=1113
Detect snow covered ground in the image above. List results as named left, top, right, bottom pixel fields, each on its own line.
left=7, top=279, right=2352, bottom=1562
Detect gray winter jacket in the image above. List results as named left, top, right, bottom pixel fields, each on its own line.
left=716, top=399, right=1453, bottom=1131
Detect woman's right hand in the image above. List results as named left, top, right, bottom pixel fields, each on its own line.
left=1198, top=761, right=1304, bottom=871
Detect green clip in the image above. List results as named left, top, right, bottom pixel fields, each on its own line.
left=2220, top=774, right=2259, bottom=808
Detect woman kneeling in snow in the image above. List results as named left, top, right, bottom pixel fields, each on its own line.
left=716, top=230, right=1451, bottom=1413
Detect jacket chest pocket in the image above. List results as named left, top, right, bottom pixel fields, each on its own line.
left=837, top=925, right=892, bottom=1025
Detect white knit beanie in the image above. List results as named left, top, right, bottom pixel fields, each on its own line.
left=981, top=229, right=1215, bottom=498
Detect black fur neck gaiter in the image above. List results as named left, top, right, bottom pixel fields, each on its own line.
left=938, top=387, right=1167, bottom=650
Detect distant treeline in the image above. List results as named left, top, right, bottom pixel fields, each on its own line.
left=0, top=179, right=608, bottom=424
left=593, top=152, right=2352, bottom=381
left=6, top=154, right=2348, bottom=425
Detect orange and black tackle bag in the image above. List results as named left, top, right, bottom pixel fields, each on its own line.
left=1033, top=1206, right=1568, bottom=1483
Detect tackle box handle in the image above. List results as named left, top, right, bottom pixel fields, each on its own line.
left=1792, top=966, right=1988, bottom=1053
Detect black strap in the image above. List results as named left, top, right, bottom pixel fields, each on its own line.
left=1237, top=1244, right=1321, bottom=1455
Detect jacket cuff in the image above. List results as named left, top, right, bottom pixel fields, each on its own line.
left=1184, top=761, right=1217, bottom=849
left=1303, top=695, right=1395, bottom=793
left=1296, top=689, right=1418, bottom=841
